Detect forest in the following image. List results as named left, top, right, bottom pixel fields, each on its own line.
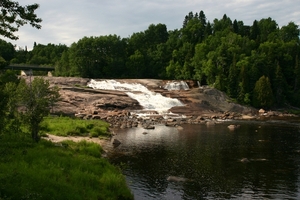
left=1, top=10, right=300, bottom=109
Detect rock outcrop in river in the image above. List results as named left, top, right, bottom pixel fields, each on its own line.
left=22, top=77, right=296, bottom=128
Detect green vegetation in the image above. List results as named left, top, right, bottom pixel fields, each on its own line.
left=0, top=133, right=133, bottom=200
left=0, top=73, right=60, bottom=141
left=1, top=9, right=299, bottom=109
left=0, top=0, right=42, bottom=40
left=0, top=70, right=132, bottom=199
left=253, top=76, right=274, bottom=108
left=40, top=116, right=110, bottom=137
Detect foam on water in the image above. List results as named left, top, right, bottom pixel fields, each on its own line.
left=87, top=79, right=185, bottom=113
left=164, top=81, right=189, bottom=91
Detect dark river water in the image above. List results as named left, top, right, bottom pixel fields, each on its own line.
left=108, top=119, right=300, bottom=200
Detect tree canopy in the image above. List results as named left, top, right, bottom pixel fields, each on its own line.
left=1, top=10, right=300, bottom=109
left=0, top=0, right=42, bottom=40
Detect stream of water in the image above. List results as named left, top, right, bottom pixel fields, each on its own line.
left=108, top=120, right=300, bottom=200
left=87, top=79, right=185, bottom=113
left=87, top=80, right=300, bottom=199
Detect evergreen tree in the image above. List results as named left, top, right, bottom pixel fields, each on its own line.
left=250, top=20, right=259, bottom=41
left=273, top=64, right=287, bottom=106
left=252, top=76, right=274, bottom=108
left=227, top=55, right=238, bottom=98
left=294, top=55, right=300, bottom=91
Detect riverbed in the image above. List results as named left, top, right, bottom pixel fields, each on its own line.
left=108, top=119, right=300, bottom=199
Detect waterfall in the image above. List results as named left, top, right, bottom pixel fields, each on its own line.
left=87, top=79, right=185, bottom=113
left=164, top=81, right=189, bottom=91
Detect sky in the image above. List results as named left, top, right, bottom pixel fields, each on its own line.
left=1, top=0, right=300, bottom=50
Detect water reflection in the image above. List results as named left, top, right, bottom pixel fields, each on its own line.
left=108, top=121, right=300, bottom=199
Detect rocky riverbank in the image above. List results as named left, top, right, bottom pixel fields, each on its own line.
left=24, top=77, right=298, bottom=129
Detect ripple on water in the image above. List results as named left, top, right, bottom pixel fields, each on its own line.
left=110, top=122, right=300, bottom=200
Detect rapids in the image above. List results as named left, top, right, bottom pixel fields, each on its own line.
left=87, top=79, right=185, bottom=113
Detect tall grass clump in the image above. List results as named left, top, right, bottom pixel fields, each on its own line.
left=0, top=134, right=133, bottom=200
left=40, top=116, right=110, bottom=137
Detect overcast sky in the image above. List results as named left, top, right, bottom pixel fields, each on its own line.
left=1, top=0, right=300, bottom=50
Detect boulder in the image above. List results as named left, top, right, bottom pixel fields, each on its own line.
left=228, top=124, right=240, bottom=131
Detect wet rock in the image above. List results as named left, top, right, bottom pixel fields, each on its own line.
left=259, top=109, right=265, bottom=114
left=206, top=121, right=216, bottom=126
left=143, top=124, right=155, bottom=129
left=112, top=139, right=121, bottom=147
left=240, top=158, right=250, bottom=163
left=228, top=124, right=240, bottom=131
left=165, top=122, right=176, bottom=127
left=112, top=138, right=121, bottom=144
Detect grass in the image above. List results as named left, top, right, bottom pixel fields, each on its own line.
left=40, top=116, right=110, bottom=137
left=0, top=133, right=133, bottom=200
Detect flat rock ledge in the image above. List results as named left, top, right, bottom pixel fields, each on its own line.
left=22, top=77, right=298, bottom=129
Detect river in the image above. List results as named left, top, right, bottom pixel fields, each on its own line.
left=108, top=119, right=300, bottom=200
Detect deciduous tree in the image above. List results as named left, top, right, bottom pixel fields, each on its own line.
left=0, top=0, right=42, bottom=40
left=17, top=77, right=60, bottom=141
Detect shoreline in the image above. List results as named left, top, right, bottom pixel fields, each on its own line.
left=42, top=113, right=300, bottom=155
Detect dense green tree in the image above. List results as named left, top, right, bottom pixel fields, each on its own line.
left=0, top=0, right=42, bottom=40
left=250, top=20, right=260, bottom=43
left=294, top=55, right=300, bottom=91
left=144, top=23, right=168, bottom=49
left=236, top=56, right=251, bottom=104
left=0, top=56, right=7, bottom=69
left=146, top=43, right=169, bottom=78
left=0, top=70, right=20, bottom=133
left=204, top=22, right=213, bottom=38
left=55, top=50, right=70, bottom=76
left=0, top=39, right=14, bottom=70
left=0, top=39, right=15, bottom=62
left=0, top=89, right=7, bottom=133
left=273, top=64, right=287, bottom=106
left=257, top=18, right=278, bottom=43
left=199, top=10, right=207, bottom=27
left=280, top=22, right=300, bottom=42
left=192, top=42, right=209, bottom=82
left=26, top=43, right=68, bottom=65
left=213, top=14, right=232, bottom=34
left=227, top=55, right=239, bottom=98
left=10, top=46, right=28, bottom=64
left=126, top=50, right=145, bottom=78
left=183, top=11, right=194, bottom=28
left=67, top=35, right=126, bottom=78
left=253, top=76, right=274, bottom=108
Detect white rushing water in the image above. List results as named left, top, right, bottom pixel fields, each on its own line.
left=164, top=81, right=189, bottom=91
left=87, top=79, right=185, bottom=113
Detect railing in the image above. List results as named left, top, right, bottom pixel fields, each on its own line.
left=5, top=64, right=55, bottom=71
